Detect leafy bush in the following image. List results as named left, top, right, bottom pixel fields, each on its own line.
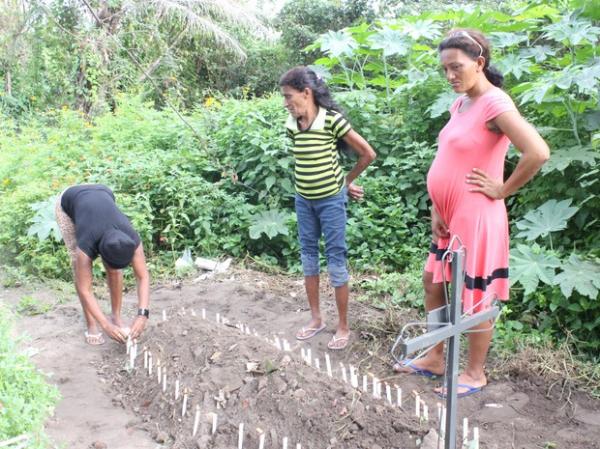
left=0, top=307, right=59, bottom=445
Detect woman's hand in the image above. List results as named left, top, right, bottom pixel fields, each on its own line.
left=102, top=321, right=127, bottom=344
left=347, top=182, right=365, bottom=200
left=466, top=168, right=505, bottom=200
left=431, top=207, right=450, bottom=240
left=129, top=316, right=148, bottom=340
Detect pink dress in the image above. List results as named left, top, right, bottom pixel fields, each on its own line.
left=425, top=87, right=517, bottom=314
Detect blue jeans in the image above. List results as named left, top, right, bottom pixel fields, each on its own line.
left=295, top=187, right=349, bottom=287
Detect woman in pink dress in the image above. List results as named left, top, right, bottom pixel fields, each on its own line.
left=394, top=29, right=549, bottom=396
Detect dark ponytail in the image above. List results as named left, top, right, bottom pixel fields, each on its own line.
left=483, top=65, right=504, bottom=88
left=438, top=29, right=504, bottom=88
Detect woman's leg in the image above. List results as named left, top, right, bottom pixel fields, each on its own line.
left=394, top=270, right=446, bottom=374
left=55, top=192, right=101, bottom=341
left=317, top=189, right=350, bottom=345
left=104, top=264, right=124, bottom=328
left=295, top=194, right=324, bottom=338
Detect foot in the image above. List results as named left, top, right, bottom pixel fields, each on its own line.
left=296, top=320, right=326, bottom=340
left=327, top=328, right=350, bottom=350
left=393, top=356, right=445, bottom=376
left=434, top=372, right=487, bottom=397
left=84, top=331, right=105, bottom=345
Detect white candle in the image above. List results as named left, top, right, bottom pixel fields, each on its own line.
left=395, top=385, right=402, bottom=407
left=325, top=354, right=332, bottom=377
left=258, top=433, right=265, bottom=449
left=175, top=379, right=180, bottom=400
left=202, top=308, right=206, bottom=319
left=300, top=347, right=306, bottom=361
left=415, top=394, right=421, bottom=417
left=440, top=407, right=446, bottom=437
left=192, top=405, right=201, bottom=436
left=238, top=423, right=244, bottom=449
left=423, top=404, right=429, bottom=421
left=437, top=402, right=442, bottom=420
left=275, top=336, right=282, bottom=350
left=473, top=427, right=479, bottom=449
left=283, top=339, right=291, bottom=351
left=181, top=393, right=188, bottom=417
left=282, top=437, right=288, bottom=449
left=216, top=312, right=220, bottom=323
left=463, top=417, right=469, bottom=447
left=296, top=445, right=301, bottom=449
left=143, top=349, right=148, bottom=369
left=306, top=349, right=312, bottom=366
left=126, top=336, right=131, bottom=354
left=349, top=366, right=358, bottom=388
left=211, top=413, right=218, bottom=434
left=315, top=358, right=321, bottom=371
left=386, top=384, right=392, bottom=404
left=191, top=308, right=197, bottom=316
left=362, top=375, right=368, bottom=392
left=148, top=352, right=153, bottom=376
left=372, top=377, right=379, bottom=398
left=340, top=363, right=347, bottom=383
left=162, top=310, right=167, bottom=321
left=162, top=372, right=167, bottom=392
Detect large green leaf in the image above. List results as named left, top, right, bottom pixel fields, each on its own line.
left=489, top=32, right=528, bottom=48
left=400, top=20, right=442, bottom=40
left=515, top=199, right=579, bottom=241
left=542, top=16, right=600, bottom=46
left=368, top=26, right=410, bottom=58
left=428, top=90, right=460, bottom=118
left=27, top=196, right=61, bottom=242
left=554, top=254, right=600, bottom=299
left=541, top=145, right=599, bottom=173
left=496, top=53, right=532, bottom=80
left=510, top=244, right=560, bottom=295
left=319, top=31, right=358, bottom=58
left=249, top=210, right=289, bottom=240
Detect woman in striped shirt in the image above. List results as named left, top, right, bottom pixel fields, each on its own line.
left=280, top=66, right=376, bottom=350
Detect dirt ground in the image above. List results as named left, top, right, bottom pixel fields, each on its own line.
left=4, top=267, right=600, bottom=449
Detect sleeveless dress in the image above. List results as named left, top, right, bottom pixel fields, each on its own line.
left=425, top=87, right=517, bottom=314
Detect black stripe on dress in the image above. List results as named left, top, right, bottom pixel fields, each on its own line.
left=428, top=242, right=509, bottom=292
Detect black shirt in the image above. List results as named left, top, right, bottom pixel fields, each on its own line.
left=61, top=184, right=141, bottom=260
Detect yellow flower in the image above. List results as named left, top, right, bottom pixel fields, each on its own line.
left=2, top=178, right=10, bottom=186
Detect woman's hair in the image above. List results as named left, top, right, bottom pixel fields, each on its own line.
left=279, top=66, right=343, bottom=113
left=438, top=29, right=504, bottom=88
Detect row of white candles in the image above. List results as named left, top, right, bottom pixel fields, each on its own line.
left=135, top=307, right=480, bottom=447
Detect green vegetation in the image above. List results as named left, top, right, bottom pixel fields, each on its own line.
left=0, top=306, right=59, bottom=445
left=0, top=0, right=599, bottom=436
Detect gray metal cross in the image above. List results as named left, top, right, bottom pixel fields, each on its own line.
left=391, top=241, right=500, bottom=449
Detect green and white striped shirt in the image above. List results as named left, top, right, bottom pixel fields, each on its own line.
left=285, top=107, right=352, bottom=200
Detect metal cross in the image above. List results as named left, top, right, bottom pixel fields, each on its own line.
left=391, top=241, right=500, bottom=449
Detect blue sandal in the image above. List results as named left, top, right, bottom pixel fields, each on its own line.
left=436, top=383, right=483, bottom=398
left=393, top=359, right=441, bottom=378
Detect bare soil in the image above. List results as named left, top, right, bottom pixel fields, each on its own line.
left=5, top=267, right=600, bottom=449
